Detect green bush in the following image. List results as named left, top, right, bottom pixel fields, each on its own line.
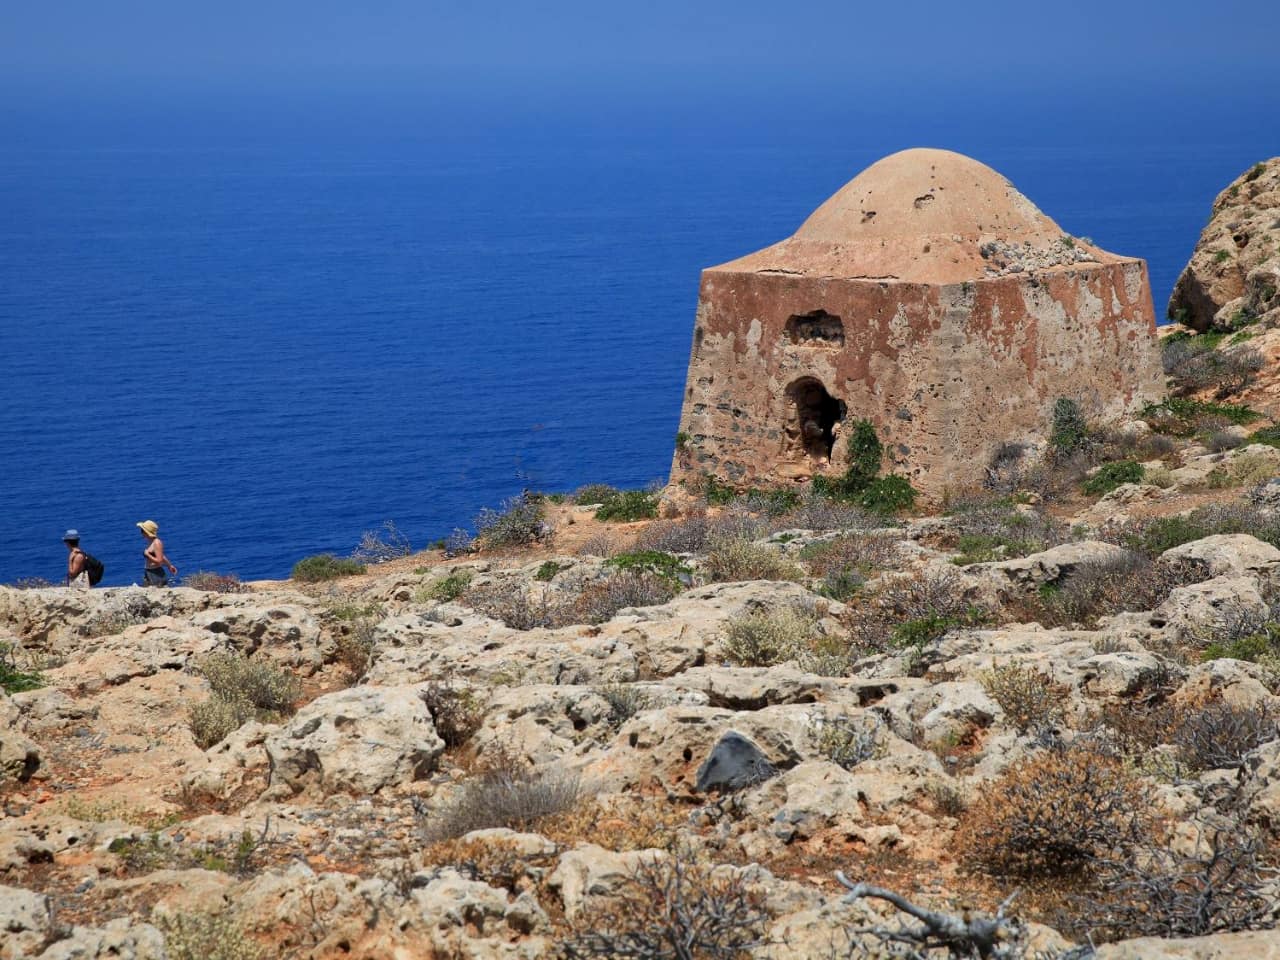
left=845, top=419, right=884, bottom=489
left=1141, top=398, right=1262, bottom=434
left=1050, top=398, right=1089, bottom=455
left=595, top=489, right=659, bottom=522
left=534, top=561, right=564, bottom=582
left=1248, top=424, right=1280, bottom=448
left=703, top=475, right=738, bottom=506
left=603, top=550, right=691, bottom=583
left=574, top=483, right=619, bottom=505
left=1083, top=460, right=1145, bottom=496
left=858, top=474, right=918, bottom=514
left=419, top=569, right=473, bottom=602
left=291, top=553, right=366, bottom=582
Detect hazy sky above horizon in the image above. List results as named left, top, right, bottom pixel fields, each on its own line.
left=4, top=0, right=1278, bottom=98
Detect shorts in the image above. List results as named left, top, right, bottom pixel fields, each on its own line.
left=144, top=566, right=168, bottom=587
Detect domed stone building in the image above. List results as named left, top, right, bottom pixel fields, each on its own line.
left=670, top=147, right=1163, bottom=494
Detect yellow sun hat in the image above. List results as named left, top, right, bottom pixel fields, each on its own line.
left=136, top=520, right=159, bottom=537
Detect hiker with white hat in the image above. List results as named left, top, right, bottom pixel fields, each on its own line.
left=137, top=520, right=177, bottom=586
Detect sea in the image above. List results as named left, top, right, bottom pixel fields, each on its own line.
left=1, top=87, right=1275, bottom=585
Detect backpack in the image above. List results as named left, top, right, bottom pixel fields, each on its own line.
left=82, top=553, right=105, bottom=587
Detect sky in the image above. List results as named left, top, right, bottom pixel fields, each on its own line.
left=3, top=1, right=1278, bottom=104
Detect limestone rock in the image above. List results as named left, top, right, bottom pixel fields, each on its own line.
left=35, top=919, right=167, bottom=960
left=1168, top=157, right=1280, bottom=331
left=0, top=884, right=50, bottom=959
left=265, top=684, right=443, bottom=796
left=0, top=727, right=40, bottom=783
left=1096, top=929, right=1280, bottom=959
left=548, top=844, right=661, bottom=921
left=1151, top=575, right=1267, bottom=643
left=973, top=541, right=1130, bottom=590
left=1161, top=533, right=1280, bottom=582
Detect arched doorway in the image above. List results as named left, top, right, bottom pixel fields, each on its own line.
left=786, top=377, right=845, bottom=460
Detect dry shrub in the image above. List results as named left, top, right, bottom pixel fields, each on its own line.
left=1025, top=553, right=1208, bottom=627
left=1114, top=501, right=1280, bottom=557
left=462, top=581, right=558, bottom=630
left=540, top=797, right=688, bottom=853
left=777, top=495, right=878, bottom=532
left=184, top=571, right=249, bottom=593
left=561, top=847, right=769, bottom=960
left=1168, top=699, right=1278, bottom=772
left=199, top=653, right=300, bottom=714
left=421, top=747, right=583, bottom=842
left=721, top=603, right=822, bottom=667
left=157, top=911, right=262, bottom=960
left=1207, top=449, right=1280, bottom=489
left=463, top=571, right=677, bottom=630
left=593, top=683, right=649, bottom=730
left=564, top=571, right=679, bottom=623
left=801, top=533, right=899, bottom=600
left=957, top=738, right=1150, bottom=881
left=943, top=495, right=1070, bottom=565
left=332, top=618, right=376, bottom=682
left=817, top=714, right=885, bottom=770
left=1068, top=817, right=1280, bottom=942
left=840, top=568, right=982, bottom=663
left=635, top=515, right=711, bottom=554
left=980, top=663, right=1070, bottom=734
left=576, top=533, right=619, bottom=558
left=422, top=681, right=485, bottom=749
left=418, top=835, right=552, bottom=893
left=189, top=696, right=256, bottom=751
left=475, top=493, right=552, bottom=549
left=703, top=538, right=803, bottom=583
left=1088, top=693, right=1275, bottom=775
left=190, top=653, right=301, bottom=748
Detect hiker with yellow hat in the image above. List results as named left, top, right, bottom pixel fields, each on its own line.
left=137, top=520, right=178, bottom=586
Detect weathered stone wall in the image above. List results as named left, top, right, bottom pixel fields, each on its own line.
left=670, top=260, right=1163, bottom=494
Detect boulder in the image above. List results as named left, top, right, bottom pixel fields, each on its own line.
left=265, top=685, right=443, bottom=796
left=1151, top=575, right=1267, bottom=643
left=1161, top=534, right=1280, bottom=582
left=0, top=727, right=39, bottom=783
left=695, top=730, right=778, bottom=793
left=974, top=541, right=1130, bottom=590
left=547, top=844, right=661, bottom=920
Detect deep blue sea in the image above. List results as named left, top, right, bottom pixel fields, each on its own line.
left=1, top=91, right=1275, bottom=585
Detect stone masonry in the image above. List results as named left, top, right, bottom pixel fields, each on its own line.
left=670, top=147, right=1164, bottom=494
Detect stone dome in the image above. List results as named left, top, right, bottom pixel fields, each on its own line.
left=712, top=147, right=1125, bottom=285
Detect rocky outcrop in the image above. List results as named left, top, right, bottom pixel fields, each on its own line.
left=1169, top=157, right=1280, bottom=331
left=4, top=491, right=1280, bottom=958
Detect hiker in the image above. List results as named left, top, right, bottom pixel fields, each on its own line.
left=63, top=529, right=89, bottom=588
left=137, top=519, right=178, bottom=586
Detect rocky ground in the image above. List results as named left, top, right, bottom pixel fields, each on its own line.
left=4, top=402, right=1280, bottom=958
